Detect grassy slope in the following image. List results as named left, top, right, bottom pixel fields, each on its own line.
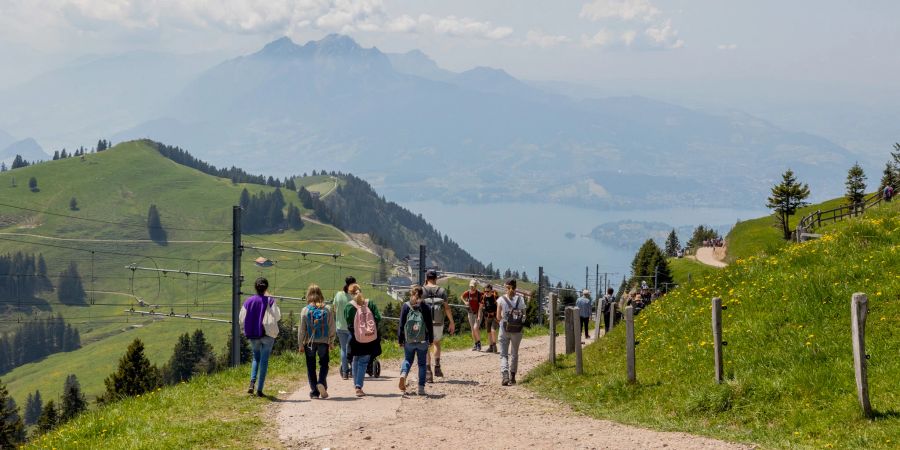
left=0, top=141, right=396, bottom=405
left=527, top=205, right=900, bottom=449
left=668, top=257, right=717, bottom=286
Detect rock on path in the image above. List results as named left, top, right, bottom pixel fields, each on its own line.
left=275, top=336, right=750, bottom=449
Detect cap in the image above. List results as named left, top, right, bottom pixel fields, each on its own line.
left=469, top=279, right=477, bottom=287
left=582, top=289, right=590, bottom=296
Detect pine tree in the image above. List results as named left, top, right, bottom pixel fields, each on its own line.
left=845, top=162, right=867, bottom=205
left=11, top=155, right=28, bottom=169
left=57, top=262, right=86, bottom=305
left=189, top=329, right=216, bottom=375
left=163, top=333, right=195, bottom=384
left=69, top=197, right=78, bottom=211
left=629, top=239, right=673, bottom=289
left=24, top=390, right=41, bottom=426
left=147, top=204, right=167, bottom=245
left=100, top=339, right=161, bottom=403
left=0, top=381, right=24, bottom=446
left=239, top=188, right=251, bottom=210
left=219, top=334, right=251, bottom=367
left=766, top=169, right=811, bottom=240
left=28, top=177, right=37, bottom=192
left=880, top=162, right=898, bottom=192
left=36, top=400, right=57, bottom=434
left=52, top=151, right=59, bottom=161
left=60, top=374, right=87, bottom=422
left=664, top=229, right=680, bottom=257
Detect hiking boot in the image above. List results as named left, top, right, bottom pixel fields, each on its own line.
left=247, top=380, right=255, bottom=394
left=476, top=341, right=482, bottom=351
left=417, top=385, right=426, bottom=396
left=256, top=390, right=265, bottom=398
left=510, top=372, right=517, bottom=385
left=399, top=374, right=407, bottom=392
left=355, top=387, right=366, bottom=397
left=426, top=365, right=434, bottom=383
left=434, top=364, right=443, bottom=377
left=502, top=371, right=510, bottom=386
left=317, top=383, right=328, bottom=399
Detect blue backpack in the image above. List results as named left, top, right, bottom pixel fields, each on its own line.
left=306, top=305, right=329, bottom=342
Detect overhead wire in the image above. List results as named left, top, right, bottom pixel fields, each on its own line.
left=0, top=201, right=230, bottom=232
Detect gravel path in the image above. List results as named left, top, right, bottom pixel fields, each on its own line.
left=695, top=246, right=728, bottom=268
left=274, top=335, right=750, bottom=449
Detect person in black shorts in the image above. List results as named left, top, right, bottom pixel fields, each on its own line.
left=481, top=284, right=499, bottom=353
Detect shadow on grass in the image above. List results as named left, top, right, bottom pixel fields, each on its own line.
left=871, top=409, right=900, bottom=420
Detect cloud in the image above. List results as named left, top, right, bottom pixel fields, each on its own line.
left=524, top=29, right=570, bottom=48
left=580, top=0, right=661, bottom=22
left=425, top=15, right=513, bottom=40
left=717, top=43, right=738, bottom=51
left=644, top=19, right=683, bottom=49
left=581, top=30, right=613, bottom=48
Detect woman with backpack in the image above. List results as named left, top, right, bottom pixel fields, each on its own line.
left=482, top=284, right=499, bottom=353
left=239, top=277, right=281, bottom=397
left=498, top=278, right=526, bottom=386
left=398, top=285, right=434, bottom=396
left=298, top=284, right=336, bottom=399
left=344, top=283, right=382, bottom=397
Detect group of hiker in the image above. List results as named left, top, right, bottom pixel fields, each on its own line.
left=238, top=270, right=528, bottom=399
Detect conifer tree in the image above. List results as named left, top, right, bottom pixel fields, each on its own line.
left=880, top=162, right=898, bottom=192
left=24, top=390, right=41, bottom=426
left=57, top=262, right=86, bottom=305
left=163, top=333, right=194, bottom=384
left=766, top=169, right=811, bottom=240
left=60, top=374, right=87, bottom=422
left=219, top=334, right=251, bottom=367
left=28, top=177, right=37, bottom=192
left=36, top=400, right=57, bottom=434
left=101, top=339, right=161, bottom=403
left=190, top=329, right=216, bottom=375
left=845, top=162, right=867, bottom=205
left=0, top=381, right=24, bottom=445
left=69, top=197, right=78, bottom=211
left=629, top=239, right=673, bottom=289
left=664, top=229, right=680, bottom=257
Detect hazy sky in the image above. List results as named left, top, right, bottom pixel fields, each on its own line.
left=1, top=0, right=899, bottom=148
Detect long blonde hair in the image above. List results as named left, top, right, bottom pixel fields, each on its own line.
left=348, top=283, right=365, bottom=305
left=306, top=284, right=325, bottom=308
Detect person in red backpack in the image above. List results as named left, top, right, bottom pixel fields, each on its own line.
left=298, top=284, right=335, bottom=399
left=344, top=284, right=382, bottom=397
left=461, top=279, right=483, bottom=351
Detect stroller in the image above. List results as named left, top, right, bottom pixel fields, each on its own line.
left=366, top=357, right=382, bottom=378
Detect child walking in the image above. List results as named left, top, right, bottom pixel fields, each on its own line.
left=298, top=284, right=335, bottom=399
left=398, top=285, right=434, bottom=396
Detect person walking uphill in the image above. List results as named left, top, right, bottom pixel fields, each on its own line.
left=462, top=280, right=483, bottom=351
left=344, top=284, right=382, bottom=397
left=240, top=277, right=281, bottom=397
left=482, top=284, right=500, bottom=353
left=601, top=287, right=615, bottom=333
left=398, top=285, right=434, bottom=396
left=298, top=284, right=335, bottom=399
left=423, top=270, right=454, bottom=382
left=333, top=276, right=355, bottom=380
left=576, top=290, right=593, bottom=339
left=498, top=279, right=525, bottom=386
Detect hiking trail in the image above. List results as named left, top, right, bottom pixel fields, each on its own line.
left=273, top=335, right=749, bottom=449
left=694, top=246, right=728, bottom=268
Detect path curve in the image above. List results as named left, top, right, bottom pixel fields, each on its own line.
left=275, top=336, right=749, bottom=449
left=695, top=246, right=728, bottom=268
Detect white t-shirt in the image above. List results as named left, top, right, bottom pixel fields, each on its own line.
left=498, top=294, right=524, bottom=326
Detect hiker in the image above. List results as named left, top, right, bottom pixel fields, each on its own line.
left=498, top=279, right=526, bottom=386
left=640, top=281, right=652, bottom=304
left=461, top=279, right=483, bottom=351
left=601, top=287, right=615, bottom=332
left=299, top=284, right=336, bottom=399
left=398, top=285, right=434, bottom=396
left=884, top=185, right=894, bottom=202
left=344, top=283, right=382, bottom=397
left=333, top=276, right=355, bottom=380
left=240, top=277, right=281, bottom=397
left=632, top=291, right=645, bottom=315
left=423, top=270, right=454, bottom=382
left=482, top=284, right=500, bottom=353
left=576, top=289, right=592, bottom=339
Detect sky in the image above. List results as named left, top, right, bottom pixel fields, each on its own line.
left=0, top=0, right=898, bottom=155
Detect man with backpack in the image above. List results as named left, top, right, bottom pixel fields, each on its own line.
left=398, top=285, right=434, bottom=396
left=601, top=287, right=615, bottom=333
left=461, top=279, right=483, bottom=351
left=498, top=278, right=525, bottom=386
left=422, top=270, right=454, bottom=382
left=575, top=289, right=593, bottom=339
left=239, top=277, right=281, bottom=397
left=481, top=284, right=499, bottom=353
left=298, top=284, right=335, bottom=399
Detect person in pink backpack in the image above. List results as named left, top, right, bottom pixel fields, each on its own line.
left=344, top=284, right=382, bottom=397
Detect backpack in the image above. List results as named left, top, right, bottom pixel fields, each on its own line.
left=423, top=286, right=446, bottom=326
left=305, top=305, right=329, bottom=342
left=483, top=293, right=498, bottom=315
left=262, top=297, right=280, bottom=338
left=502, top=295, right=525, bottom=333
left=353, top=300, right=377, bottom=344
left=404, top=302, right=428, bottom=344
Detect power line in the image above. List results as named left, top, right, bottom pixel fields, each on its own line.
left=0, top=235, right=229, bottom=262
left=0, top=202, right=230, bottom=232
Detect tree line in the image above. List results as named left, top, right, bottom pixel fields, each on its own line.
left=0, top=315, right=81, bottom=375
left=238, top=188, right=303, bottom=234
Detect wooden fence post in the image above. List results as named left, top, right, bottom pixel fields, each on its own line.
left=594, top=298, right=603, bottom=338
left=626, top=306, right=635, bottom=383
left=575, top=317, right=584, bottom=375
left=549, top=293, right=557, bottom=366
left=851, top=293, right=873, bottom=417
left=712, top=297, right=723, bottom=383
left=565, top=306, right=576, bottom=354
left=608, top=303, right=616, bottom=333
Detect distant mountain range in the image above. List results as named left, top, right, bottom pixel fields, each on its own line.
left=0, top=129, right=49, bottom=166
left=0, top=34, right=856, bottom=209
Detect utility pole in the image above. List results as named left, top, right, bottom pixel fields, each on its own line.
left=538, top=266, right=544, bottom=326
left=418, top=244, right=426, bottom=286
left=585, top=266, right=589, bottom=291
left=654, top=265, right=659, bottom=291
left=231, top=206, right=242, bottom=367
left=595, top=264, right=599, bottom=298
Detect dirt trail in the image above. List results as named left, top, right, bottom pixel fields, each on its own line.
left=275, top=336, right=749, bottom=449
left=694, top=246, right=728, bottom=268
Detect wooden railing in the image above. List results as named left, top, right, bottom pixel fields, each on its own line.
left=795, top=190, right=888, bottom=241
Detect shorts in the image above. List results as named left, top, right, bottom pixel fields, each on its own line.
left=433, top=325, right=444, bottom=342
left=483, top=313, right=499, bottom=330
left=467, top=312, right=481, bottom=329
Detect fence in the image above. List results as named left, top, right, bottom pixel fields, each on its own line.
left=795, top=190, right=887, bottom=241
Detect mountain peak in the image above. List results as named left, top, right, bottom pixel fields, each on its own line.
left=258, top=36, right=301, bottom=57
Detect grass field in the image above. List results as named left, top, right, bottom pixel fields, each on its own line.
left=667, top=257, right=718, bottom=286
left=527, top=206, right=900, bottom=449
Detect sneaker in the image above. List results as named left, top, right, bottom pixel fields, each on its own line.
left=501, top=371, right=510, bottom=386
left=309, top=392, right=319, bottom=399
left=317, top=383, right=329, bottom=399
left=510, top=372, right=517, bottom=385
left=434, top=365, right=443, bottom=377
left=471, top=344, right=478, bottom=351
left=247, top=380, right=255, bottom=394
left=417, top=385, right=426, bottom=396
left=355, top=387, right=365, bottom=397
left=342, top=370, right=349, bottom=380
left=476, top=341, right=482, bottom=351
left=256, top=390, right=265, bottom=398
left=399, top=374, right=407, bottom=392
left=426, top=365, right=434, bottom=383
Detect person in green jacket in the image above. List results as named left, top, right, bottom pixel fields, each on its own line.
left=344, top=284, right=382, bottom=397
left=333, top=276, right=355, bottom=379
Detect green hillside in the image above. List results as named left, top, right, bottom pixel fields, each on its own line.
left=528, top=205, right=900, bottom=448
left=0, top=141, right=397, bottom=405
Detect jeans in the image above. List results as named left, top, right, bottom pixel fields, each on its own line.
left=352, top=354, right=371, bottom=389
left=400, top=342, right=428, bottom=387
left=304, top=343, right=330, bottom=396
left=336, top=330, right=351, bottom=375
left=249, top=336, right=275, bottom=393
left=499, top=331, right=523, bottom=374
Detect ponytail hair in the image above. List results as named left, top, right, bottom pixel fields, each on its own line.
left=348, top=283, right=365, bottom=304
left=306, top=284, right=324, bottom=308
left=409, top=285, right=424, bottom=306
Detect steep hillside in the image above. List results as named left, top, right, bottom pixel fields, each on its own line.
left=528, top=205, right=900, bottom=448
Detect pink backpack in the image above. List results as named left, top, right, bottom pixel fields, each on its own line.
left=353, top=300, right=378, bottom=344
